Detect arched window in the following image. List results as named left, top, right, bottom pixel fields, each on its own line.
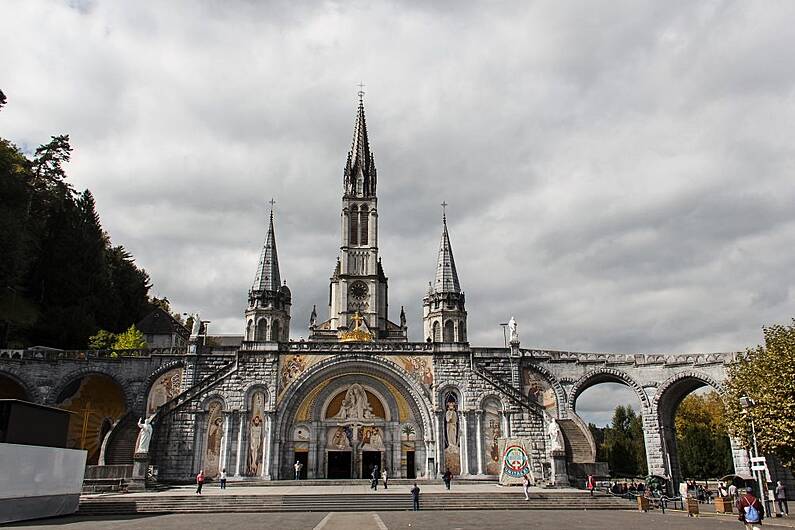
left=444, top=320, right=455, bottom=342
left=360, top=205, right=369, bottom=245
left=271, top=320, right=281, bottom=342
left=246, top=320, right=253, bottom=341
left=432, top=321, right=441, bottom=342
left=349, top=205, right=359, bottom=246
left=255, top=319, right=267, bottom=341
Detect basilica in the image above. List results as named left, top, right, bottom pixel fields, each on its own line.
left=0, top=96, right=751, bottom=489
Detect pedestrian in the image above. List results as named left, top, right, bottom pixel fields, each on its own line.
left=220, top=468, right=227, bottom=490
left=411, top=482, right=421, bottom=511
left=195, top=470, right=204, bottom=495
left=442, top=468, right=452, bottom=490
left=522, top=474, right=531, bottom=501
left=371, top=465, right=379, bottom=491
left=381, top=467, right=389, bottom=490
left=294, top=460, right=302, bottom=480
left=729, top=483, right=738, bottom=501
left=776, top=481, right=789, bottom=516
left=586, top=475, right=595, bottom=497
left=737, top=486, right=764, bottom=530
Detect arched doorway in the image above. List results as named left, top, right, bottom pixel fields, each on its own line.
left=55, top=373, right=127, bottom=465
left=655, top=373, right=734, bottom=489
left=277, top=358, right=433, bottom=480
left=0, top=373, right=30, bottom=400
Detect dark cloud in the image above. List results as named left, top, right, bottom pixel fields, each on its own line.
left=2, top=0, right=794, bottom=419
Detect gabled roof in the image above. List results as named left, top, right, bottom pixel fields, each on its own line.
left=136, top=307, right=190, bottom=338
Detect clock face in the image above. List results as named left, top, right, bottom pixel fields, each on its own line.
left=350, top=281, right=369, bottom=301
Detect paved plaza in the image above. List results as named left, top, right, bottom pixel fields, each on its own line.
left=6, top=510, right=795, bottom=530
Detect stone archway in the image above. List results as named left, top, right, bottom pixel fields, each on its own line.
left=652, top=371, right=734, bottom=487
left=275, top=355, right=434, bottom=480
left=0, top=370, right=34, bottom=401
left=568, top=368, right=650, bottom=411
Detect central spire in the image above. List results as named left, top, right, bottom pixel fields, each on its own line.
left=434, top=212, right=461, bottom=294
left=344, top=94, right=377, bottom=198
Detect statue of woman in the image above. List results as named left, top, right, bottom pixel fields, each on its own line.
left=508, top=316, right=518, bottom=342
left=247, top=415, right=263, bottom=475
left=445, top=400, right=458, bottom=448
left=546, top=417, right=564, bottom=452
left=136, top=415, right=154, bottom=453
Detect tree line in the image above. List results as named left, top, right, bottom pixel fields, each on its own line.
left=0, top=91, right=155, bottom=349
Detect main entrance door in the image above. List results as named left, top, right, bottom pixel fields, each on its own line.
left=361, top=451, right=382, bottom=478
left=328, top=451, right=352, bottom=479
left=294, top=451, right=308, bottom=479
left=406, top=451, right=416, bottom=479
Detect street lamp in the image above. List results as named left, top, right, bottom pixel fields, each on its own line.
left=740, top=396, right=770, bottom=517
left=499, top=322, right=508, bottom=348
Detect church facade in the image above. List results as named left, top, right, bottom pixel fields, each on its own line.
left=0, top=97, right=759, bottom=489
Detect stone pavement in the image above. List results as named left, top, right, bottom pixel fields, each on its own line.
left=6, top=509, right=795, bottom=529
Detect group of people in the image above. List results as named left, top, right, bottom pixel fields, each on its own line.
left=369, top=465, right=389, bottom=490
left=194, top=468, right=227, bottom=494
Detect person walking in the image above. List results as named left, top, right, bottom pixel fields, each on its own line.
left=729, top=483, right=739, bottom=501
left=737, top=486, right=764, bottom=530
left=219, top=468, right=227, bottom=490
left=294, top=460, right=302, bottom=480
left=381, top=467, right=389, bottom=490
left=442, top=468, right=452, bottom=490
left=411, top=483, right=421, bottom=511
left=195, top=470, right=205, bottom=495
left=586, top=475, right=595, bottom=497
left=371, top=465, right=379, bottom=491
left=522, top=474, right=531, bottom=501
left=776, top=481, right=789, bottom=516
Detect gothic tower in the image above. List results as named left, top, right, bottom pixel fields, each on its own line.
left=423, top=210, right=467, bottom=343
left=309, top=94, right=407, bottom=342
left=245, top=204, right=291, bottom=342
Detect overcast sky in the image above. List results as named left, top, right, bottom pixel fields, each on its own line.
left=3, top=1, right=794, bottom=425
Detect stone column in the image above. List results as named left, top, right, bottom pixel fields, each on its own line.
left=475, top=410, right=484, bottom=475
left=460, top=411, right=470, bottom=476
left=641, top=409, right=667, bottom=478
left=501, top=411, right=511, bottom=438
left=235, top=411, right=246, bottom=477
left=262, top=412, right=273, bottom=479
left=434, top=410, right=443, bottom=477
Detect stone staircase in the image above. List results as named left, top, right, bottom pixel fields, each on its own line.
left=78, top=491, right=633, bottom=515
left=104, top=413, right=138, bottom=465
left=557, top=418, right=595, bottom=463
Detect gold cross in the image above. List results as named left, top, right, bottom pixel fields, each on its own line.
left=351, top=311, right=364, bottom=329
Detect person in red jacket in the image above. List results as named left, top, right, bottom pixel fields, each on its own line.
left=195, top=470, right=205, bottom=495
left=737, top=486, right=764, bottom=530
left=586, top=475, right=596, bottom=497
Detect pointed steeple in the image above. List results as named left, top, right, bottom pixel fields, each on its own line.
left=344, top=92, right=377, bottom=197
left=252, top=203, right=281, bottom=292
left=433, top=211, right=461, bottom=294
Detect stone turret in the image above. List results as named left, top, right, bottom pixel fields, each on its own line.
left=423, top=210, right=467, bottom=342
left=245, top=204, right=291, bottom=342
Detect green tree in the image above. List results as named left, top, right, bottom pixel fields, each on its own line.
left=112, top=325, right=147, bottom=351
left=88, top=329, right=116, bottom=350
left=593, top=405, right=648, bottom=477
left=724, top=320, right=795, bottom=471
left=674, top=392, right=734, bottom=479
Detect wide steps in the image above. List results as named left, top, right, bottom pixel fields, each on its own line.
left=79, top=492, right=633, bottom=515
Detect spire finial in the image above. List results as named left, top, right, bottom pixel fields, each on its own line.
left=268, top=197, right=276, bottom=220
left=441, top=201, right=448, bottom=221
left=357, top=81, right=366, bottom=103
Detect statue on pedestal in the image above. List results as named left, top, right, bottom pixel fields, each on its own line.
left=190, top=313, right=201, bottom=338
left=508, top=316, right=519, bottom=343
left=136, top=415, right=155, bottom=454
left=546, top=417, right=564, bottom=453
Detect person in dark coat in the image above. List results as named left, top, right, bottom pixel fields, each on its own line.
left=442, top=468, right=452, bottom=490
left=371, top=465, right=379, bottom=491
left=411, top=483, right=421, bottom=511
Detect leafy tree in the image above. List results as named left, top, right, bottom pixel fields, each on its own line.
left=88, top=329, right=116, bottom=350
left=724, top=321, right=795, bottom=471
left=674, top=392, right=734, bottom=479
left=112, top=325, right=147, bottom=351
left=591, top=405, right=648, bottom=477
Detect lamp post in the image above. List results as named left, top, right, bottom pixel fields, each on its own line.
left=499, top=322, right=508, bottom=348
left=740, top=396, right=770, bottom=517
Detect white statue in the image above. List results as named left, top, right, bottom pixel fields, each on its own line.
left=508, top=316, right=519, bottom=342
left=333, top=383, right=373, bottom=421
left=546, top=417, right=564, bottom=453
left=136, top=416, right=154, bottom=454
left=190, top=313, right=201, bottom=337
left=445, top=400, right=458, bottom=448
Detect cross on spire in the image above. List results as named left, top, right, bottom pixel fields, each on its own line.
left=268, top=197, right=275, bottom=220
left=441, top=201, right=448, bottom=221
left=357, top=81, right=366, bottom=102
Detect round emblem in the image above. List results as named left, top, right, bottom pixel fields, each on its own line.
left=502, top=444, right=530, bottom=478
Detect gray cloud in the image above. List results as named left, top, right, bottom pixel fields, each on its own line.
left=2, top=0, right=794, bottom=419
